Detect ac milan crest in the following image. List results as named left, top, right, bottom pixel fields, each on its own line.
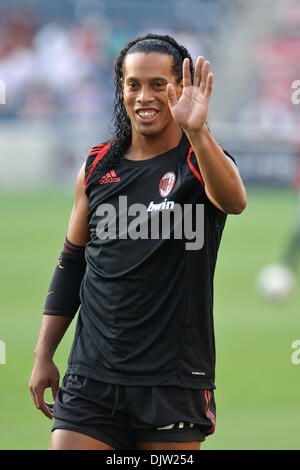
left=159, top=172, right=176, bottom=197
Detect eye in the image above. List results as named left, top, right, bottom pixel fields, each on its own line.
left=153, top=82, right=165, bottom=89
left=127, top=82, right=138, bottom=90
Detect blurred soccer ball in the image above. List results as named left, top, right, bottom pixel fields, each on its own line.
left=256, top=264, right=296, bottom=300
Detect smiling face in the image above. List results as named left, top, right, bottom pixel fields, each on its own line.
left=122, top=52, right=183, bottom=139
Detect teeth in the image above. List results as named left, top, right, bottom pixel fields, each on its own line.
left=138, top=111, right=157, bottom=118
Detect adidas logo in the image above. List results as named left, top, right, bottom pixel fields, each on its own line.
left=99, top=170, right=120, bottom=184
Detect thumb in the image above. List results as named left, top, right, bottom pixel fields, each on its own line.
left=166, top=83, right=178, bottom=109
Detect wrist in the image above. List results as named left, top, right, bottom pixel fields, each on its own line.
left=34, top=347, right=55, bottom=361
left=183, top=122, right=209, bottom=143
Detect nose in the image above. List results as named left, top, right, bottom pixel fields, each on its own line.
left=136, top=85, right=154, bottom=103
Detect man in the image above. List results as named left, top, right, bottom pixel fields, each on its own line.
left=29, top=33, right=246, bottom=450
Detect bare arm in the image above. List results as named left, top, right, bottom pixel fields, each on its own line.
left=184, top=125, right=247, bottom=214
left=29, top=316, right=72, bottom=419
left=29, top=162, right=89, bottom=419
left=66, top=162, right=90, bottom=246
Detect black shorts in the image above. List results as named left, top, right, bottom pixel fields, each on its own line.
left=52, top=374, right=216, bottom=450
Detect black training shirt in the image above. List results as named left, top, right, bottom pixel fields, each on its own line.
left=66, top=133, right=234, bottom=389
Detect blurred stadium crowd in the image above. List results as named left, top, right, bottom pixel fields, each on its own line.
left=0, top=0, right=229, bottom=121
left=0, top=0, right=299, bottom=126
left=242, top=1, right=300, bottom=141
left=0, top=0, right=299, bottom=185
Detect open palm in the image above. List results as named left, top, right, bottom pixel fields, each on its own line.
left=167, top=56, right=213, bottom=131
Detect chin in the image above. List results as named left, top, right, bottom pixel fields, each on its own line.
left=135, top=121, right=166, bottom=137
left=139, top=129, right=158, bottom=136
left=135, top=126, right=158, bottom=137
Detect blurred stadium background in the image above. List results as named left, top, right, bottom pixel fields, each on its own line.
left=0, top=0, right=299, bottom=450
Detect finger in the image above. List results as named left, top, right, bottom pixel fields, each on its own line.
left=193, top=56, right=204, bottom=87
left=39, top=402, right=53, bottom=420
left=29, top=385, right=38, bottom=408
left=166, top=83, right=178, bottom=109
left=35, top=386, right=53, bottom=420
left=45, top=402, right=54, bottom=414
left=182, top=58, right=192, bottom=88
left=204, top=73, right=214, bottom=99
left=200, top=60, right=210, bottom=93
left=45, top=402, right=54, bottom=416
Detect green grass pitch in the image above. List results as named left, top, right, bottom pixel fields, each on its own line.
left=0, top=187, right=299, bottom=449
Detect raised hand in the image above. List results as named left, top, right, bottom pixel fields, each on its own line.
left=166, top=56, right=213, bottom=132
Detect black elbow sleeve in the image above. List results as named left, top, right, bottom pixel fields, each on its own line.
left=43, top=237, right=86, bottom=319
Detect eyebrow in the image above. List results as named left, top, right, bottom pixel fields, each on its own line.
left=125, top=76, right=169, bottom=83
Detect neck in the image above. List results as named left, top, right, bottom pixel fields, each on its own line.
left=126, top=124, right=182, bottom=160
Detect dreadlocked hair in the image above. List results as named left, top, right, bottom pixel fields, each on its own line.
left=95, top=33, right=195, bottom=179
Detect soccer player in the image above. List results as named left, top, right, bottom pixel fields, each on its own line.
left=29, top=34, right=246, bottom=450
